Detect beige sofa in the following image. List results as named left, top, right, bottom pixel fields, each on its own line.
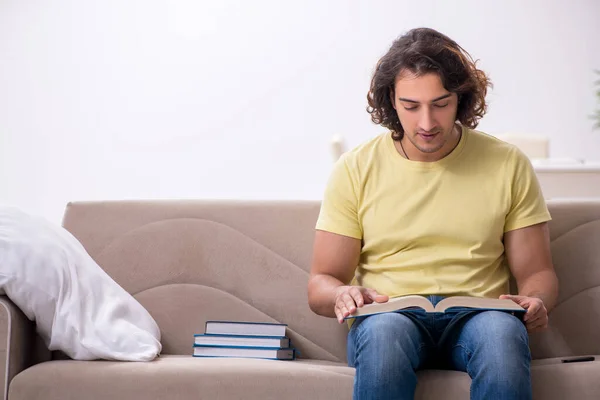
left=1, top=199, right=599, bottom=399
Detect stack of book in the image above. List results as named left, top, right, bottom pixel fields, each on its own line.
left=193, top=320, right=296, bottom=360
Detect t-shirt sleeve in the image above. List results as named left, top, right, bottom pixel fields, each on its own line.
left=504, top=147, right=552, bottom=232
left=315, top=154, right=363, bottom=239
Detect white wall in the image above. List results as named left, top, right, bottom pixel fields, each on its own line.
left=1, top=0, right=599, bottom=223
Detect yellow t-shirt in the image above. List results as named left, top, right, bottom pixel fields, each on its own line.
left=316, top=126, right=551, bottom=299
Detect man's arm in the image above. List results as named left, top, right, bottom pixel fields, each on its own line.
left=501, top=222, right=559, bottom=331
left=308, top=230, right=388, bottom=323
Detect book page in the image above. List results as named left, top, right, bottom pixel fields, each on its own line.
left=435, top=296, right=525, bottom=312
left=346, top=295, right=434, bottom=318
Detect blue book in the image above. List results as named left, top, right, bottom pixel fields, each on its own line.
left=193, top=345, right=295, bottom=360
left=194, top=334, right=290, bottom=348
left=345, top=295, right=526, bottom=319
left=204, top=320, right=287, bottom=337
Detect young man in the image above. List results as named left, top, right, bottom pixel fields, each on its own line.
left=308, top=27, right=559, bottom=400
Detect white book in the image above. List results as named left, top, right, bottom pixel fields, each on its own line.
left=204, top=321, right=287, bottom=337
left=193, top=345, right=295, bottom=360
left=194, top=334, right=290, bottom=348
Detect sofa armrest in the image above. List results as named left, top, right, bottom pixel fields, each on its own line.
left=0, top=296, right=34, bottom=400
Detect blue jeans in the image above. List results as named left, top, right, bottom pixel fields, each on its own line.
left=347, top=295, right=531, bottom=400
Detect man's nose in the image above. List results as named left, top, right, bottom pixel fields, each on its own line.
left=418, top=107, right=436, bottom=132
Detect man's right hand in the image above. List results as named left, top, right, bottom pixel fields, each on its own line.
left=334, top=285, right=389, bottom=323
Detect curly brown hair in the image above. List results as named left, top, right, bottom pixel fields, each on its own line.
left=367, top=27, right=492, bottom=140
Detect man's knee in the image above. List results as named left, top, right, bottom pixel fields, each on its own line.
left=466, top=310, right=527, bottom=338
left=349, top=312, right=425, bottom=368
left=465, top=311, right=530, bottom=364
left=354, top=312, right=422, bottom=344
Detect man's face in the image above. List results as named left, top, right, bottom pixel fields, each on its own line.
left=393, top=71, right=459, bottom=157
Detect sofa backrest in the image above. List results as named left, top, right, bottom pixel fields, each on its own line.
left=528, top=200, right=600, bottom=359
left=61, top=200, right=350, bottom=362
left=60, top=199, right=600, bottom=362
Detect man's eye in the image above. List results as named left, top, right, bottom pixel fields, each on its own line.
left=403, top=106, right=418, bottom=111
left=433, top=103, right=449, bottom=108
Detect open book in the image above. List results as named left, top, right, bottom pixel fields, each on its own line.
left=345, top=295, right=526, bottom=319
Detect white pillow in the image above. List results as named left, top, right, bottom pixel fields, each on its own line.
left=0, top=205, right=162, bottom=361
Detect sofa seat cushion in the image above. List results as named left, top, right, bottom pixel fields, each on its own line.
left=8, top=356, right=354, bottom=400
left=414, top=356, right=600, bottom=400
left=8, top=355, right=600, bottom=400
left=530, top=356, right=600, bottom=399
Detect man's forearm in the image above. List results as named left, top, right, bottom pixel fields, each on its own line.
left=518, top=269, right=559, bottom=311
left=307, top=274, right=346, bottom=318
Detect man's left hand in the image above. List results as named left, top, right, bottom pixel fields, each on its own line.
left=499, top=294, right=548, bottom=333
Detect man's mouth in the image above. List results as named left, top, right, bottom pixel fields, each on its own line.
left=418, top=132, right=438, bottom=142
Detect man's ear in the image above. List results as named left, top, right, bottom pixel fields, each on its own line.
left=390, top=88, right=396, bottom=110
